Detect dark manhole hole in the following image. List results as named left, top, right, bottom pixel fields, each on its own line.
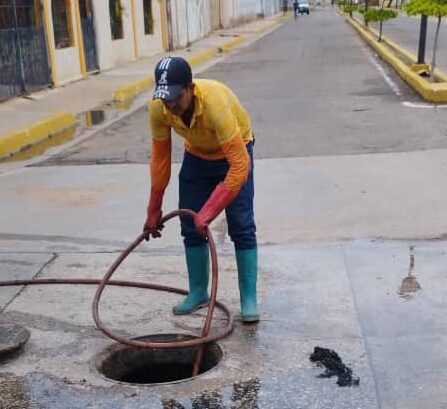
left=0, top=323, right=30, bottom=356
left=95, top=334, right=223, bottom=385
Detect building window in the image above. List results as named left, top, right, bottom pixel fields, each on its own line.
left=0, top=2, right=15, bottom=29
left=143, top=0, right=153, bottom=34
left=52, top=0, right=74, bottom=49
left=0, top=0, right=42, bottom=30
left=109, top=0, right=123, bottom=40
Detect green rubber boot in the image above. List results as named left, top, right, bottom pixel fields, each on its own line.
left=236, top=248, right=260, bottom=323
left=173, top=245, right=210, bottom=315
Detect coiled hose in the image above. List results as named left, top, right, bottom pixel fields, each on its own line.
left=0, top=209, right=234, bottom=377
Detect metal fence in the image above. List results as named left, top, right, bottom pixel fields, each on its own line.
left=0, top=0, right=51, bottom=102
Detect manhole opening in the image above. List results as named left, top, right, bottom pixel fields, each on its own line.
left=95, top=334, right=223, bottom=385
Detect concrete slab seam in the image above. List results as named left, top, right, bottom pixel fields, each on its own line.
left=343, top=13, right=447, bottom=102
left=0, top=112, right=77, bottom=159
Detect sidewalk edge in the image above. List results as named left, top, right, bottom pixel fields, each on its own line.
left=344, top=13, right=447, bottom=102
left=0, top=112, right=77, bottom=159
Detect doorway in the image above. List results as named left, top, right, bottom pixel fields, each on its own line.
left=0, top=0, right=51, bottom=101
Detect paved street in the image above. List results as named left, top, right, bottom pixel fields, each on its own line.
left=2, top=7, right=447, bottom=409
left=37, top=10, right=447, bottom=165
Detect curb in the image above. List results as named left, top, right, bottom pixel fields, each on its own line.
left=343, top=13, right=447, bottom=102
left=114, top=76, right=154, bottom=105
left=219, top=36, right=246, bottom=53
left=112, top=36, right=248, bottom=104
left=253, top=19, right=283, bottom=34
left=0, top=112, right=77, bottom=160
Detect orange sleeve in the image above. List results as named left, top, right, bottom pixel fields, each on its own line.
left=150, top=138, right=172, bottom=192
left=221, top=133, right=250, bottom=193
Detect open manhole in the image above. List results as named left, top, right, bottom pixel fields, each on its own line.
left=95, top=334, right=223, bottom=385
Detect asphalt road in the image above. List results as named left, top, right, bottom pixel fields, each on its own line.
left=38, top=8, right=447, bottom=166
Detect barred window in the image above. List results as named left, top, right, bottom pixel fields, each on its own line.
left=0, top=1, right=14, bottom=30
left=143, top=0, right=153, bottom=35
left=0, top=0, right=41, bottom=30
left=52, top=0, right=74, bottom=49
left=109, top=0, right=123, bottom=40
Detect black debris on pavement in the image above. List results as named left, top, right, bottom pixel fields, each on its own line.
left=309, top=346, right=360, bottom=387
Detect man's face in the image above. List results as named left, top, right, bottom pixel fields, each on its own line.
left=163, top=83, right=194, bottom=117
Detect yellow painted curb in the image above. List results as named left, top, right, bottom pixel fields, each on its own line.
left=345, top=15, right=447, bottom=102
left=186, top=48, right=219, bottom=66
left=254, top=20, right=280, bottom=34
left=0, top=112, right=77, bottom=158
left=114, top=76, right=154, bottom=103
left=220, top=36, right=246, bottom=52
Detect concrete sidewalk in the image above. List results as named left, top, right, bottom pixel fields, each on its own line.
left=0, top=15, right=285, bottom=160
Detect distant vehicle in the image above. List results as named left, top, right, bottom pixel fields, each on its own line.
left=298, top=1, right=310, bottom=14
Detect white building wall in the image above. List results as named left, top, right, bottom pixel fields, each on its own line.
left=262, top=0, right=282, bottom=16
left=218, top=0, right=281, bottom=28
left=109, top=0, right=135, bottom=66
left=46, top=0, right=164, bottom=85
left=170, top=0, right=212, bottom=48
left=94, top=0, right=164, bottom=68
left=92, top=0, right=114, bottom=70
left=219, top=0, right=237, bottom=28
left=45, top=0, right=82, bottom=84
left=238, top=0, right=261, bottom=22
left=134, top=0, right=164, bottom=57
left=210, top=0, right=221, bottom=29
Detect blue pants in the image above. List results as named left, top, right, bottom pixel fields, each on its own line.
left=179, top=143, right=256, bottom=250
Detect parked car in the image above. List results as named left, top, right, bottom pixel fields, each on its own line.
left=298, top=1, right=310, bottom=14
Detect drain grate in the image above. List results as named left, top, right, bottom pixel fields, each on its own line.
left=95, top=334, right=223, bottom=385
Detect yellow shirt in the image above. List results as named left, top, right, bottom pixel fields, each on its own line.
left=149, top=79, right=253, bottom=160
left=148, top=79, right=253, bottom=193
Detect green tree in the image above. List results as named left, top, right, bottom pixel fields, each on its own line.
left=337, top=0, right=360, bottom=17
left=404, top=0, right=447, bottom=77
left=360, top=7, right=398, bottom=40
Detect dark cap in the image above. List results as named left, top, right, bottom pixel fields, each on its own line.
left=153, top=56, right=192, bottom=101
